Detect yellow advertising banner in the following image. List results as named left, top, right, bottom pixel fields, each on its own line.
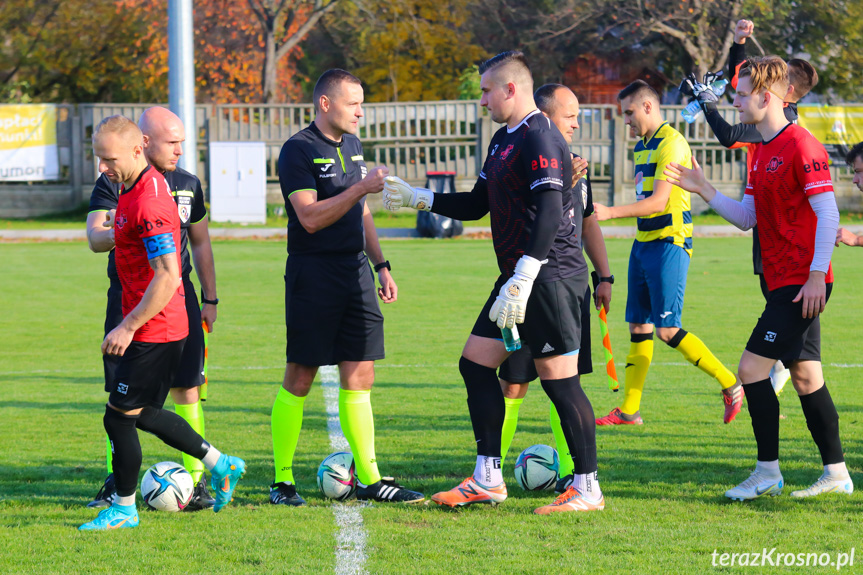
left=796, top=105, right=863, bottom=163
left=0, top=104, right=59, bottom=181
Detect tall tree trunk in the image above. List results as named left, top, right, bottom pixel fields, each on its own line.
left=248, top=0, right=340, bottom=103
left=262, top=26, right=278, bottom=103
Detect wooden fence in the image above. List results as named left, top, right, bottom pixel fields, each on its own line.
left=1, top=101, right=857, bottom=217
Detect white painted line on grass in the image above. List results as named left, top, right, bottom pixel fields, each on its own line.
left=320, top=365, right=369, bottom=575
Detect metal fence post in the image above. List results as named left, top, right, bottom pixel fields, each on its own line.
left=612, top=114, right=627, bottom=207
left=70, top=108, right=83, bottom=203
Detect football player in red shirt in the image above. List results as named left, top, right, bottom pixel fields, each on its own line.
left=80, top=116, right=245, bottom=530
left=664, top=57, right=852, bottom=501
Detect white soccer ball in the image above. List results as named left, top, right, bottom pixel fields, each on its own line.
left=514, top=444, right=559, bottom=491
left=317, top=451, right=357, bottom=501
left=141, top=461, right=194, bottom=511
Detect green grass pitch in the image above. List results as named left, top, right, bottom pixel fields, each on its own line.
left=0, top=237, right=861, bottom=574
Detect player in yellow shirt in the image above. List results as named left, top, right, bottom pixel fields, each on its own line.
left=593, top=80, right=741, bottom=425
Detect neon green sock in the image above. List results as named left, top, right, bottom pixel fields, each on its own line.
left=339, top=389, right=381, bottom=486
left=272, top=387, right=305, bottom=485
left=550, top=401, right=574, bottom=477
left=174, top=401, right=206, bottom=483
left=196, top=399, right=206, bottom=439
left=501, top=397, right=524, bottom=465
left=105, top=434, right=113, bottom=474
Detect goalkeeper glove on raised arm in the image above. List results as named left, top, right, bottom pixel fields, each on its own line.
left=489, top=255, right=543, bottom=329
left=383, top=176, right=434, bottom=211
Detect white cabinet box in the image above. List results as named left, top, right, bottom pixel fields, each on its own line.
left=209, top=142, right=266, bottom=224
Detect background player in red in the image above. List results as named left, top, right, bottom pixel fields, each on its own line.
left=80, top=116, right=244, bottom=530
left=85, top=107, right=218, bottom=510
left=665, top=57, right=852, bottom=501
left=692, top=19, right=820, bottom=397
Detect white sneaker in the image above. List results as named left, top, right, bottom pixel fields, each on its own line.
left=790, top=473, right=854, bottom=498
left=725, top=470, right=784, bottom=501
left=769, top=366, right=791, bottom=396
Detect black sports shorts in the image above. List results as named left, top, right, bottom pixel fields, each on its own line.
left=745, top=283, right=831, bottom=362
left=499, top=285, right=593, bottom=383
left=472, top=272, right=587, bottom=361
left=102, top=276, right=204, bottom=391
left=103, top=280, right=124, bottom=393
left=285, top=253, right=385, bottom=366
left=109, top=338, right=186, bottom=410
left=174, top=276, right=205, bottom=389
left=757, top=274, right=821, bottom=363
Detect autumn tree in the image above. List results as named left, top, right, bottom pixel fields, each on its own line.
left=738, top=0, right=863, bottom=101
left=245, top=0, right=340, bottom=103
left=599, top=0, right=745, bottom=79
left=313, top=0, right=486, bottom=102
left=0, top=0, right=166, bottom=102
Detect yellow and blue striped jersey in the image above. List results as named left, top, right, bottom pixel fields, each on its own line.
left=633, top=122, right=693, bottom=254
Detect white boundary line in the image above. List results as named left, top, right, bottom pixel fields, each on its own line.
left=320, top=365, right=369, bottom=575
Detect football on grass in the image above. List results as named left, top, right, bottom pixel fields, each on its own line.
left=514, top=444, right=559, bottom=491
left=317, top=451, right=357, bottom=501
left=141, top=461, right=194, bottom=511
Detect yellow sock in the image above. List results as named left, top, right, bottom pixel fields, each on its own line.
left=672, top=330, right=737, bottom=389
left=339, top=389, right=382, bottom=486
left=501, top=397, right=523, bottom=465
left=174, top=401, right=206, bottom=483
left=272, top=387, right=306, bottom=484
left=620, top=334, right=654, bottom=415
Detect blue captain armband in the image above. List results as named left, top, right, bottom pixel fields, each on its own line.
left=143, top=232, right=176, bottom=259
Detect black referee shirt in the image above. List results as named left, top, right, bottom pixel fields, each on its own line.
left=278, top=122, right=368, bottom=256
left=88, top=167, right=207, bottom=280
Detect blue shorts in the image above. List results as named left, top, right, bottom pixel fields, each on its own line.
left=625, top=241, right=690, bottom=328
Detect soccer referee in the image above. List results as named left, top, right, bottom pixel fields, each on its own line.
left=269, top=69, right=424, bottom=506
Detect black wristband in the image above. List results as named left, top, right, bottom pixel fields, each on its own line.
left=201, top=296, right=219, bottom=305
left=374, top=260, right=391, bottom=273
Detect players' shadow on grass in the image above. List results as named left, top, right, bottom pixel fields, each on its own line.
left=373, top=381, right=463, bottom=390
left=0, top=374, right=103, bottom=386
left=350, top=413, right=484, bottom=433
left=0, top=400, right=107, bottom=413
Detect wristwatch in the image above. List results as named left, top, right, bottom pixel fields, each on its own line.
left=597, top=275, right=614, bottom=285
left=201, top=296, right=219, bottom=305
left=374, top=260, right=391, bottom=273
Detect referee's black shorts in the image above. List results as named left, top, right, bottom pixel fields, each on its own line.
left=745, top=283, right=830, bottom=362
left=472, top=272, right=587, bottom=363
left=173, top=276, right=205, bottom=389
left=285, top=253, right=385, bottom=366
left=102, top=276, right=204, bottom=392
left=108, top=338, right=186, bottom=410
left=499, top=284, right=593, bottom=383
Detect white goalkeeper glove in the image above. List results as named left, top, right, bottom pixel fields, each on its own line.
left=489, top=255, right=543, bottom=329
left=383, top=176, right=434, bottom=211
